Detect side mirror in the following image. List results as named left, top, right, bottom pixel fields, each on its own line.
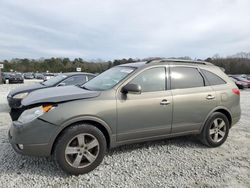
left=57, top=82, right=66, bottom=87
left=121, top=83, right=142, bottom=94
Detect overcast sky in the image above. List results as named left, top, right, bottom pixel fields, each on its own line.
left=0, top=0, right=249, bottom=60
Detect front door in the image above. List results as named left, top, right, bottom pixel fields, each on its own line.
left=116, top=67, right=172, bottom=142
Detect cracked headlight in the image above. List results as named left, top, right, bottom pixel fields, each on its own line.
left=13, top=92, right=29, bottom=99
left=18, top=105, right=54, bottom=123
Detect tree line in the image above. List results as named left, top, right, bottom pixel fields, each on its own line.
left=1, top=54, right=250, bottom=74
left=1, top=58, right=112, bottom=73
left=206, top=58, right=250, bottom=74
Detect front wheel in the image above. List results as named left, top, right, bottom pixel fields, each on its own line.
left=200, top=112, right=229, bottom=147
left=53, top=123, right=107, bottom=175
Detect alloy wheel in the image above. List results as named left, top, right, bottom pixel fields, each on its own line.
left=65, top=133, right=99, bottom=168
left=209, top=118, right=227, bottom=143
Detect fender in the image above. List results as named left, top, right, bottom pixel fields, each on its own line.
left=47, top=115, right=113, bottom=153
left=199, top=106, right=232, bottom=133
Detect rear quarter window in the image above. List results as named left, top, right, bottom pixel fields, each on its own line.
left=201, top=69, right=226, bottom=85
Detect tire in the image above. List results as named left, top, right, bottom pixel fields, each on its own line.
left=200, top=112, right=229, bottom=147
left=53, top=123, right=107, bottom=175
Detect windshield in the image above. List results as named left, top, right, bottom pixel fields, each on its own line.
left=43, top=74, right=67, bottom=86
left=83, top=66, right=135, bottom=91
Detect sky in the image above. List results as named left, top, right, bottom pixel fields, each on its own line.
left=0, top=0, right=250, bottom=60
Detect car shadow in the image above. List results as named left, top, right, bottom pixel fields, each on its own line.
left=107, top=135, right=207, bottom=156
left=0, top=134, right=208, bottom=177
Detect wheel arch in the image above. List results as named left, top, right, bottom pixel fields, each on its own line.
left=214, top=108, right=232, bottom=127
left=200, top=107, right=232, bottom=133
left=49, top=116, right=113, bottom=155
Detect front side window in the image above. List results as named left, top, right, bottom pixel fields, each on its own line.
left=201, top=69, right=226, bottom=85
left=171, top=67, right=204, bottom=89
left=83, top=66, right=135, bottom=91
left=129, top=67, right=166, bottom=92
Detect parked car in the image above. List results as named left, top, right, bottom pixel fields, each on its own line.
left=34, top=73, right=45, bottom=80
left=229, top=77, right=248, bottom=89
left=1, top=72, right=10, bottom=84
left=2, top=72, right=24, bottom=84
left=230, top=75, right=250, bottom=88
left=240, top=74, right=250, bottom=80
left=43, top=73, right=55, bottom=81
left=9, top=59, right=241, bottom=175
left=7, top=72, right=95, bottom=111
left=23, top=72, right=34, bottom=79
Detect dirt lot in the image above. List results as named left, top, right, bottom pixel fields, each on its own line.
left=0, top=81, right=249, bottom=188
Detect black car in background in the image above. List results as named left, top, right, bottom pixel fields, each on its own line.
left=1, top=72, right=10, bottom=83
left=2, top=72, right=24, bottom=84
left=7, top=72, right=95, bottom=111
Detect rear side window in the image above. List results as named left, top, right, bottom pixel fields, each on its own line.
left=201, top=69, right=226, bottom=85
left=87, top=75, right=95, bottom=81
left=63, top=75, right=87, bottom=85
left=129, top=67, right=166, bottom=92
left=170, top=67, right=204, bottom=89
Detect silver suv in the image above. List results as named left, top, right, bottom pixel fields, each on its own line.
left=9, top=59, right=241, bottom=175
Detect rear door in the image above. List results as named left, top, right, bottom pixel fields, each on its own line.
left=170, top=66, right=217, bottom=133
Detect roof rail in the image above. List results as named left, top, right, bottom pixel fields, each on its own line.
left=145, top=58, right=164, bottom=64
left=146, top=58, right=212, bottom=65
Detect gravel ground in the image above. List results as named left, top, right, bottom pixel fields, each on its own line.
left=0, top=81, right=249, bottom=188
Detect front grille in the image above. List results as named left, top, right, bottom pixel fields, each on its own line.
left=10, top=108, right=25, bottom=121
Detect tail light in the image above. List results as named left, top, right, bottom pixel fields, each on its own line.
left=232, top=88, right=240, bottom=95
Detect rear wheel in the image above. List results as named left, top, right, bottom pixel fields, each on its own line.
left=200, top=112, right=229, bottom=147
left=53, top=123, right=107, bottom=175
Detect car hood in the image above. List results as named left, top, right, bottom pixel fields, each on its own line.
left=21, top=85, right=101, bottom=106
left=8, top=83, right=46, bottom=97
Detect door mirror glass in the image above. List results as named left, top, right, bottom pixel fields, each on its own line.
left=121, top=83, right=141, bottom=94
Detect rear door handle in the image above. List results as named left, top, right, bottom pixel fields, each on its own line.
left=206, top=95, right=215, bottom=100
left=160, top=99, right=170, bottom=105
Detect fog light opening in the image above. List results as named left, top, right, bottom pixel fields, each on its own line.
left=17, top=144, right=24, bottom=150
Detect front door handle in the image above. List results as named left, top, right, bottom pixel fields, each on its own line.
left=206, top=95, right=215, bottom=100
left=160, top=99, right=170, bottom=105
